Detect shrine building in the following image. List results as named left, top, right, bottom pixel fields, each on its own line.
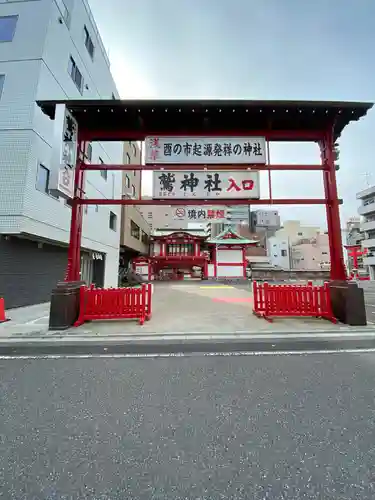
left=132, top=227, right=258, bottom=281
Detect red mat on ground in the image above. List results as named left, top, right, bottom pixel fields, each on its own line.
left=212, top=297, right=253, bottom=303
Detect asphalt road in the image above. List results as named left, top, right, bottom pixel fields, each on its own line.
left=1, top=353, right=375, bottom=499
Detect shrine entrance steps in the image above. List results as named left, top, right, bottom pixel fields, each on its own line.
left=66, top=282, right=345, bottom=336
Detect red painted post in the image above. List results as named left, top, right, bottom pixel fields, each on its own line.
left=242, top=246, right=247, bottom=278
left=263, top=282, right=269, bottom=317
left=321, top=131, right=346, bottom=281
left=146, top=283, right=152, bottom=320
left=66, top=140, right=86, bottom=282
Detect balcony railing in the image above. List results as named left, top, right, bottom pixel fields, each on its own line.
left=358, top=201, right=375, bottom=216
left=361, top=220, right=375, bottom=232
left=361, top=238, right=375, bottom=249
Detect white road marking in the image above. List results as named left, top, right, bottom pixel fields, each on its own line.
left=2, top=348, right=375, bottom=360
left=24, top=315, right=49, bottom=325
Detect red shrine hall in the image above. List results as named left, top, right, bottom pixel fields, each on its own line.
left=132, top=228, right=258, bottom=281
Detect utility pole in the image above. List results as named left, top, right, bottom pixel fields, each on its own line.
left=361, top=172, right=372, bottom=188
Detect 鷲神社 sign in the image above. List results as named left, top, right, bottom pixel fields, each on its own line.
left=145, top=136, right=266, bottom=164
left=152, top=170, right=260, bottom=200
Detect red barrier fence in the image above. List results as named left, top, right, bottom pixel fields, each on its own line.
left=349, top=272, right=370, bottom=281
left=74, top=284, right=152, bottom=327
left=253, top=281, right=336, bottom=323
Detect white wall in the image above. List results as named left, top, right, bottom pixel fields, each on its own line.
left=216, top=249, right=242, bottom=263
left=268, top=236, right=290, bottom=269
left=0, top=0, right=123, bottom=286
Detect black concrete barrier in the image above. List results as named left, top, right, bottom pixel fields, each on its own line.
left=49, top=281, right=85, bottom=330
left=328, top=280, right=367, bottom=326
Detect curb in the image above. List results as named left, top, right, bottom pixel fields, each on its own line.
left=1, top=333, right=375, bottom=356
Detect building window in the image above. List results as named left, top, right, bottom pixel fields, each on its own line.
left=0, top=74, right=4, bottom=99
left=99, top=157, right=107, bottom=180
left=297, top=232, right=303, bottom=236
left=131, top=220, right=140, bottom=239
left=281, top=249, right=287, bottom=257
left=68, top=56, right=84, bottom=93
left=36, top=164, right=50, bottom=194
left=109, top=211, right=117, bottom=231
left=0, top=15, right=18, bottom=42
left=84, top=26, right=95, bottom=59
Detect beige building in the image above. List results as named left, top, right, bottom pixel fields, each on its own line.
left=120, top=143, right=150, bottom=262
left=268, top=220, right=328, bottom=270
left=291, top=233, right=330, bottom=270
left=273, top=220, right=322, bottom=244
left=139, top=201, right=177, bottom=231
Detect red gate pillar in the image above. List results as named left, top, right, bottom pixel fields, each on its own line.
left=321, top=130, right=346, bottom=281
left=66, top=141, right=85, bottom=282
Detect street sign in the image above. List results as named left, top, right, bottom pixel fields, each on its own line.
left=152, top=170, right=260, bottom=200
left=173, top=206, right=228, bottom=223
left=145, top=136, right=266, bottom=164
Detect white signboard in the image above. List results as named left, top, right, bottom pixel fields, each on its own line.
left=49, top=104, right=78, bottom=199
left=53, top=166, right=74, bottom=199
left=173, top=206, right=228, bottom=223
left=153, top=170, right=260, bottom=200
left=145, top=136, right=266, bottom=164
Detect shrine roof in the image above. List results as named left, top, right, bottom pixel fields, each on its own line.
left=36, top=99, right=373, bottom=141
left=207, top=227, right=258, bottom=245
left=151, top=230, right=207, bottom=240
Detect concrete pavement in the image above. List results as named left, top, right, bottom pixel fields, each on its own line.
left=1, top=282, right=375, bottom=350
left=1, top=282, right=369, bottom=339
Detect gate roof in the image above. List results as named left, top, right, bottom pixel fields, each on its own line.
left=36, top=99, right=372, bottom=141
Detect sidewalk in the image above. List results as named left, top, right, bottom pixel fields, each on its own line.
left=1, top=283, right=374, bottom=341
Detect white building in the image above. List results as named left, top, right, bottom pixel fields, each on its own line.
left=0, top=0, right=123, bottom=307
left=251, top=210, right=280, bottom=230
left=267, top=220, right=323, bottom=270
left=357, top=186, right=375, bottom=279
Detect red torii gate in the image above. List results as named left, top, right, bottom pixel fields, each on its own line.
left=345, top=245, right=368, bottom=270
left=36, top=99, right=372, bottom=288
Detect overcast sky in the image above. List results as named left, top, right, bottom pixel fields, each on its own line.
left=88, top=0, right=374, bottom=228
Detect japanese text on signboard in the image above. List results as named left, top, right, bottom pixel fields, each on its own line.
left=146, top=137, right=266, bottom=164
left=49, top=104, right=78, bottom=199
left=153, top=170, right=260, bottom=200
left=174, top=206, right=227, bottom=222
